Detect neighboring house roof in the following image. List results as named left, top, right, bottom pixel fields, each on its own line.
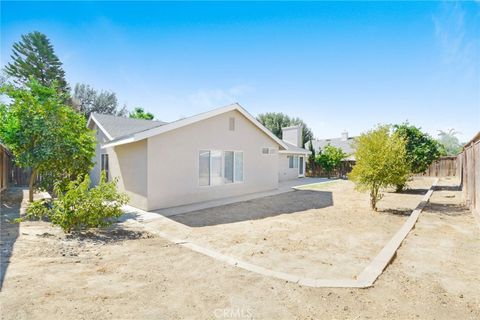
left=87, top=113, right=168, bottom=141
left=306, top=137, right=357, bottom=161
left=280, top=141, right=311, bottom=155
left=92, top=103, right=289, bottom=150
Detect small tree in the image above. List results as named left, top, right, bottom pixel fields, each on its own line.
left=393, top=122, right=442, bottom=191
left=129, top=107, right=154, bottom=120
left=25, top=173, right=128, bottom=233
left=315, top=144, right=347, bottom=178
left=0, top=80, right=96, bottom=202
left=349, top=126, right=409, bottom=211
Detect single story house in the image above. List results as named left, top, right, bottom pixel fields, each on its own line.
left=306, top=131, right=357, bottom=161
left=87, top=103, right=310, bottom=211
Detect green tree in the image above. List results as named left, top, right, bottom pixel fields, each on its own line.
left=25, top=173, right=128, bottom=233
left=0, top=80, right=96, bottom=202
left=3, top=32, right=69, bottom=94
left=315, top=144, right=347, bottom=178
left=129, top=107, right=154, bottom=120
left=393, top=122, right=442, bottom=190
left=72, top=83, right=127, bottom=118
left=437, top=129, right=463, bottom=156
left=348, top=126, right=409, bottom=211
left=256, top=112, right=313, bottom=146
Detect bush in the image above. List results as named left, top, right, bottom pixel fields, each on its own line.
left=315, top=144, right=347, bottom=178
left=25, top=173, right=128, bottom=233
left=349, top=125, right=409, bottom=211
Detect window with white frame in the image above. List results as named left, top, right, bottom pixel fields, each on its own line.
left=288, top=155, right=299, bottom=169
left=262, top=147, right=277, bottom=155
left=101, top=154, right=109, bottom=181
left=199, top=150, right=244, bottom=186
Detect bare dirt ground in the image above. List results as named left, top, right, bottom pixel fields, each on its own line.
left=157, top=177, right=435, bottom=279
left=1, top=177, right=479, bottom=320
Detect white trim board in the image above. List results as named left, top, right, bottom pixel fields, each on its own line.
left=124, top=178, right=438, bottom=288
left=102, top=103, right=289, bottom=150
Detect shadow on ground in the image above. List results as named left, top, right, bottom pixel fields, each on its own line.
left=424, top=202, right=469, bottom=216
left=380, top=208, right=412, bottom=216
left=64, top=227, right=154, bottom=244
left=392, top=188, right=429, bottom=195
left=169, top=190, right=333, bottom=227
left=433, top=185, right=461, bottom=192
left=0, top=188, right=24, bottom=291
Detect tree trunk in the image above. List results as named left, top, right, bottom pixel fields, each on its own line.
left=28, top=168, right=37, bottom=202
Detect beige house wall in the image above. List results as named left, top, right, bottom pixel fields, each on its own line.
left=278, top=153, right=304, bottom=181
left=146, top=110, right=279, bottom=210
left=90, top=124, right=148, bottom=210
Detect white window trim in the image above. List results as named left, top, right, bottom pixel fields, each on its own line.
left=198, top=149, right=244, bottom=187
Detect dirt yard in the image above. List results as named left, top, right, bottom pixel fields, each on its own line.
left=151, top=177, right=436, bottom=279
left=1, top=177, right=479, bottom=319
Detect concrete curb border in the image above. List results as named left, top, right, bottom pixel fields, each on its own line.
left=125, top=178, right=439, bottom=288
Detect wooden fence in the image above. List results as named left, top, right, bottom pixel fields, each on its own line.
left=420, top=156, right=458, bottom=177
left=458, top=132, right=480, bottom=215
left=307, top=160, right=355, bottom=179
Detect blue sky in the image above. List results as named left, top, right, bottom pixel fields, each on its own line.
left=1, top=1, right=479, bottom=141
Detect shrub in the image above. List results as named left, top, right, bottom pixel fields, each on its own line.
left=315, top=144, right=347, bottom=178
left=349, top=125, right=409, bottom=211
left=25, top=173, right=128, bottom=233
left=393, top=122, right=442, bottom=191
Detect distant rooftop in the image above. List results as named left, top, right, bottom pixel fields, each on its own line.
left=90, top=113, right=168, bottom=140
left=306, top=132, right=357, bottom=161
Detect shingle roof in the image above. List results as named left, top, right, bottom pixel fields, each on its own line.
left=306, top=137, right=357, bottom=161
left=283, top=141, right=310, bottom=154
left=90, top=113, right=167, bottom=140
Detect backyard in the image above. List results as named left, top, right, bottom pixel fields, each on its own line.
left=1, top=177, right=479, bottom=319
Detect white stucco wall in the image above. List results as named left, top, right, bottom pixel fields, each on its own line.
left=90, top=124, right=148, bottom=210
left=146, top=110, right=279, bottom=210
left=278, top=153, right=307, bottom=181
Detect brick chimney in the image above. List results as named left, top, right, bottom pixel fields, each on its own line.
left=282, top=125, right=303, bottom=147
left=341, top=131, right=349, bottom=141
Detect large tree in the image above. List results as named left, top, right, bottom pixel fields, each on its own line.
left=3, top=32, right=69, bottom=94
left=393, top=122, right=442, bottom=190
left=0, top=80, right=96, bottom=202
left=257, top=112, right=313, bottom=146
left=72, top=83, right=127, bottom=118
left=349, top=126, right=409, bottom=211
left=129, top=107, right=154, bottom=120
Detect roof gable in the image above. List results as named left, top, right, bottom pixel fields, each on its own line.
left=101, top=103, right=288, bottom=149
left=87, top=113, right=167, bottom=140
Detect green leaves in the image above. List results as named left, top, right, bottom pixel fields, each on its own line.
left=129, top=107, right=154, bottom=120
left=349, top=125, right=410, bottom=211
left=0, top=80, right=96, bottom=193
left=4, top=32, right=69, bottom=95
left=256, top=112, right=313, bottom=146
left=25, top=173, right=129, bottom=233
left=393, top=122, right=442, bottom=174
left=315, top=144, right=347, bottom=176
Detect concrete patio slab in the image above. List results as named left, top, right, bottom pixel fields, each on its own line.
left=146, top=177, right=330, bottom=218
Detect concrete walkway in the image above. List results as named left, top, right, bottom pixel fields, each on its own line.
left=145, top=177, right=330, bottom=218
